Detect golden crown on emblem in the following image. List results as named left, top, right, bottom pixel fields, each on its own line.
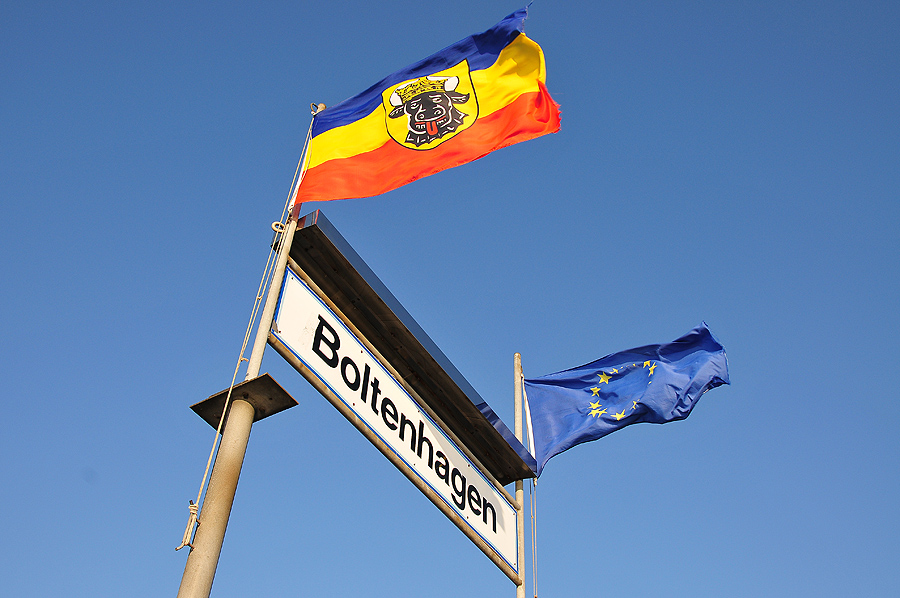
left=394, top=77, right=448, bottom=103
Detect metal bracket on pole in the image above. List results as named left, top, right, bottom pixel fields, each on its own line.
left=190, top=374, right=297, bottom=430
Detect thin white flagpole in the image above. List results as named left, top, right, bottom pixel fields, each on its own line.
left=514, top=353, right=526, bottom=598
left=523, top=385, right=538, bottom=598
left=244, top=215, right=298, bottom=381
left=523, top=386, right=535, bottom=458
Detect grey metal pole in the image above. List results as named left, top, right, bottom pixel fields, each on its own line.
left=514, top=353, right=526, bottom=598
left=176, top=215, right=299, bottom=598
left=176, top=398, right=255, bottom=598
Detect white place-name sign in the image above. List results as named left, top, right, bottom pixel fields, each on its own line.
left=272, top=269, right=518, bottom=573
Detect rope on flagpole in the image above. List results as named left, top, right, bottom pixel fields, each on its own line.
left=530, top=479, right=538, bottom=598
left=176, top=106, right=319, bottom=551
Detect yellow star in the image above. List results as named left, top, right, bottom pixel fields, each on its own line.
left=598, top=372, right=611, bottom=384
left=614, top=410, right=627, bottom=421
left=643, top=360, right=651, bottom=368
left=611, top=368, right=618, bottom=374
left=590, top=408, right=607, bottom=418
left=632, top=401, right=639, bottom=410
left=591, top=387, right=601, bottom=396
left=648, top=363, right=657, bottom=376
left=589, top=401, right=601, bottom=409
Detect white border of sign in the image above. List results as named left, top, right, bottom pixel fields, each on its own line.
left=272, top=269, right=519, bottom=576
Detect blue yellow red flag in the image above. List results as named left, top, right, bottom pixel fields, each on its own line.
left=524, top=324, right=730, bottom=476
left=293, top=7, right=559, bottom=208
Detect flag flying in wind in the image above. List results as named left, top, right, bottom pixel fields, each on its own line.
left=293, top=7, right=560, bottom=208
left=524, top=324, right=730, bottom=476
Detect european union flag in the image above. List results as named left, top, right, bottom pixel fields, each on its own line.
left=524, top=323, right=729, bottom=476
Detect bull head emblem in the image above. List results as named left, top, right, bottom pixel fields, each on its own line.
left=388, top=76, right=470, bottom=147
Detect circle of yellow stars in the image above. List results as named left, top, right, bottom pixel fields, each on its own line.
left=588, top=361, right=656, bottom=421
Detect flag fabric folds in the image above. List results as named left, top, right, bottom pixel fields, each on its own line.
left=524, top=323, right=730, bottom=476
left=293, top=7, right=560, bottom=208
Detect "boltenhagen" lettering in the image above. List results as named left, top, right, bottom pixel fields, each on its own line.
left=311, top=315, right=498, bottom=534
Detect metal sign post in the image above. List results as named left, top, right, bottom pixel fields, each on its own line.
left=176, top=218, right=299, bottom=598
left=175, top=210, right=537, bottom=595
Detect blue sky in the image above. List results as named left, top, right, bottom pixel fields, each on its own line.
left=2, top=1, right=898, bottom=596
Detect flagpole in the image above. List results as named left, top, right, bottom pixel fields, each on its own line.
left=245, top=215, right=298, bottom=381
left=515, top=353, right=526, bottom=598
left=176, top=214, right=299, bottom=598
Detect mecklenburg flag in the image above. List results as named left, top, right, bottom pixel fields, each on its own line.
left=524, top=324, right=730, bottom=476
left=293, top=7, right=559, bottom=208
